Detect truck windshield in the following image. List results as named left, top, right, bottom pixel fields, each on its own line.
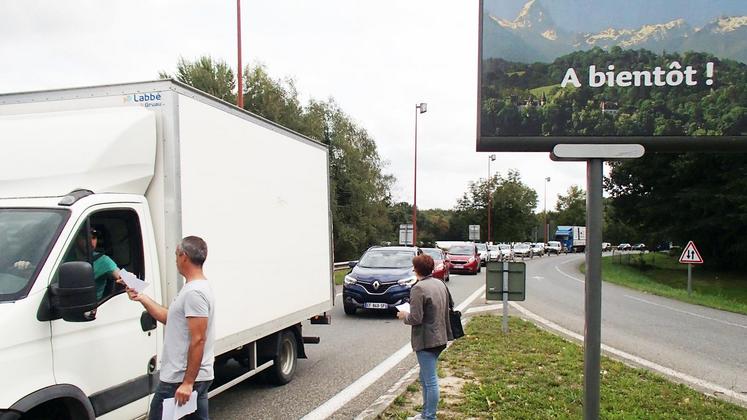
left=358, top=250, right=414, bottom=268
left=0, top=209, right=68, bottom=302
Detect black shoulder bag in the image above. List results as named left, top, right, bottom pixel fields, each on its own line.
left=446, top=286, right=465, bottom=339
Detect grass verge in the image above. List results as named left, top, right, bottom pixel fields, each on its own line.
left=581, top=253, right=747, bottom=315
left=334, top=269, right=349, bottom=286
left=380, top=316, right=747, bottom=419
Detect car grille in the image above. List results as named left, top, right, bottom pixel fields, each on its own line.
left=359, top=281, right=397, bottom=295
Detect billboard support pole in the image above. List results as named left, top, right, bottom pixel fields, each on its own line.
left=584, top=158, right=603, bottom=420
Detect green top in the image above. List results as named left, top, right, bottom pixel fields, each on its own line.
left=93, top=253, right=118, bottom=300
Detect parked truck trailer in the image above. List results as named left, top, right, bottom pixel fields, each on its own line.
left=0, top=80, right=334, bottom=419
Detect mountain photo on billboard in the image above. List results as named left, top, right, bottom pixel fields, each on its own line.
left=480, top=0, right=747, bottom=138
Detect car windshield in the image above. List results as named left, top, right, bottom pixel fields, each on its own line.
left=548, top=241, right=560, bottom=246
left=422, top=249, right=443, bottom=260
left=514, top=244, right=529, bottom=250
left=488, top=245, right=499, bottom=251
left=358, top=249, right=414, bottom=268
left=0, top=209, right=68, bottom=301
left=499, top=244, right=510, bottom=250
left=449, top=245, right=474, bottom=255
left=476, top=244, right=487, bottom=251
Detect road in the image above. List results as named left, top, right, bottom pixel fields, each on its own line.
left=520, top=253, right=747, bottom=399
left=210, top=254, right=747, bottom=418
left=209, top=271, right=485, bottom=419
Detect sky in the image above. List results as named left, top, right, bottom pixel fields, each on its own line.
left=0, top=0, right=592, bottom=211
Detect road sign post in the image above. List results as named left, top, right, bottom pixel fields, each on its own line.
left=486, top=261, right=526, bottom=333
left=469, top=225, right=480, bottom=241
left=679, top=241, right=703, bottom=297
left=399, top=224, right=413, bottom=246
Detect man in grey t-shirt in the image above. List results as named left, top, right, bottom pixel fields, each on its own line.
left=127, top=236, right=215, bottom=420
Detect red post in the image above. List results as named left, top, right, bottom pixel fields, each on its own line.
left=236, top=0, right=244, bottom=109
left=412, top=105, right=418, bottom=245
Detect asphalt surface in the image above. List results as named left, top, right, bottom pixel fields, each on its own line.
left=209, top=254, right=747, bottom=418
left=519, top=253, right=747, bottom=397
left=209, top=271, right=486, bottom=419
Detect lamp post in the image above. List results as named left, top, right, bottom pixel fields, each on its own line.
left=412, top=102, right=427, bottom=245
left=544, top=177, right=551, bottom=243
left=236, top=0, right=244, bottom=109
left=487, top=154, right=496, bottom=244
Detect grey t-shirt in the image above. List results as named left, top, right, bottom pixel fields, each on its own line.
left=159, top=279, right=216, bottom=384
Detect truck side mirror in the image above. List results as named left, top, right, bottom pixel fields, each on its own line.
left=50, top=261, right=98, bottom=322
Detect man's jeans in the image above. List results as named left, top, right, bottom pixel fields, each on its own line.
left=416, top=350, right=440, bottom=420
left=149, top=380, right=212, bottom=420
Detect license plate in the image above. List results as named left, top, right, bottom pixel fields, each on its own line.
left=454, top=264, right=463, bottom=268
left=364, top=302, right=388, bottom=309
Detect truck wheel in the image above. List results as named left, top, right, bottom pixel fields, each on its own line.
left=267, top=331, right=297, bottom=385
left=344, top=302, right=356, bottom=315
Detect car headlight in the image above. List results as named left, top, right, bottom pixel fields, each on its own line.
left=435, top=263, right=444, bottom=271
left=397, top=276, right=417, bottom=287
left=344, top=275, right=357, bottom=285
left=468, top=257, right=475, bottom=263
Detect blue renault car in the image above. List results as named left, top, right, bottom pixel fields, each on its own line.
left=343, top=246, right=420, bottom=315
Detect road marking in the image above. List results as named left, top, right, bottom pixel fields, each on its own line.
left=301, top=285, right=486, bottom=419
left=509, top=302, right=747, bottom=405
left=531, top=276, right=544, bottom=280
left=554, top=264, right=584, bottom=284
left=465, top=304, right=503, bottom=315
left=625, top=295, right=747, bottom=330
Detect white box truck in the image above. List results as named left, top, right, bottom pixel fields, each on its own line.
left=0, top=80, right=334, bottom=419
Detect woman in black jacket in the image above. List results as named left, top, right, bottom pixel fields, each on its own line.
left=397, top=254, right=453, bottom=420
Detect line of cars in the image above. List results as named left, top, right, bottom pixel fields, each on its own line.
left=341, top=240, right=570, bottom=316
left=342, top=242, right=484, bottom=316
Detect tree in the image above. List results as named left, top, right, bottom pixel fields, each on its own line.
left=160, top=56, right=235, bottom=103
left=555, top=186, right=586, bottom=226
left=454, top=170, right=538, bottom=243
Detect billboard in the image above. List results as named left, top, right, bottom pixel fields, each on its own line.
left=478, top=0, right=747, bottom=152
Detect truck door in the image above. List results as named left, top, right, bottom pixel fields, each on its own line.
left=50, top=204, right=157, bottom=419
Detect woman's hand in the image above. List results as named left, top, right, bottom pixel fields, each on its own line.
left=396, top=311, right=408, bottom=320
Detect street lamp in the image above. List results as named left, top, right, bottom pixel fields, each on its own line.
left=544, top=177, right=551, bottom=243
left=236, top=0, right=244, bottom=109
left=487, top=154, right=496, bottom=244
left=412, top=102, right=427, bottom=245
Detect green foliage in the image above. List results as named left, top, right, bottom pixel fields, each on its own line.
left=607, top=153, right=747, bottom=269
left=554, top=185, right=585, bottom=226
left=160, top=56, right=236, bottom=103
left=453, top=170, right=538, bottom=243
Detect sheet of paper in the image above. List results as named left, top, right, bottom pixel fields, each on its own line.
left=161, top=391, right=198, bottom=420
left=119, top=268, right=149, bottom=293
left=396, top=303, right=410, bottom=313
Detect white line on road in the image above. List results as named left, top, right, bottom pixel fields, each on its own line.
left=301, top=285, right=487, bottom=420
left=625, top=295, right=747, bottom=330
left=509, top=302, right=747, bottom=405
left=465, top=304, right=503, bottom=315
left=554, top=264, right=584, bottom=284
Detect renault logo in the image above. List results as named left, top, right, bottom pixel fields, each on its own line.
left=373, top=281, right=381, bottom=290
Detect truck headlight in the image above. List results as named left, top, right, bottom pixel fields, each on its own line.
left=397, top=276, right=417, bottom=287
left=344, top=275, right=357, bottom=285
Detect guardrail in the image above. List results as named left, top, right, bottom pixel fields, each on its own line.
left=333, top=261, right=356, bottom=271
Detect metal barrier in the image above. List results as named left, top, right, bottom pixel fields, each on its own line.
left=333, top=261, right=357, bottom=271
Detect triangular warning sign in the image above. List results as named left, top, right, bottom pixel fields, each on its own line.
left=679, top=241, right=703, bottom=264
